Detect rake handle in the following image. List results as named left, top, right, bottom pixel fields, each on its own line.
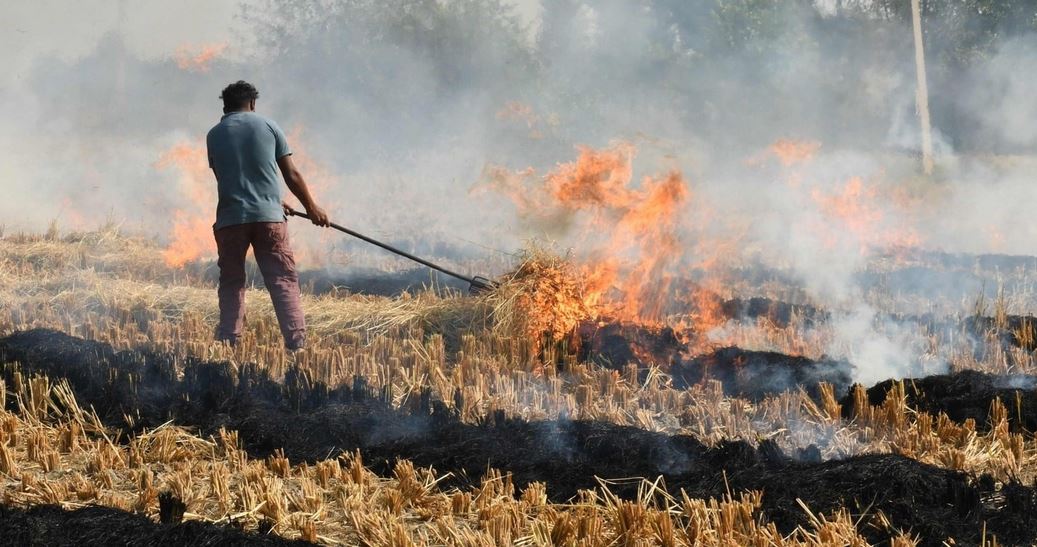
left=286, top=209, right=489, bottom=289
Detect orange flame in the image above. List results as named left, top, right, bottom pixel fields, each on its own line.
left=496, top=101, right=538, bottom=128
left=57, top=197, right=91, bottom=231
left=812, top=177, right=881, bottom=243
left=496, top=101, right=545, bottom=139
left=174, top=43, right=227, bottom=73
left=482, top=143, right=690, bottom=325
left=285, top=127, right=335, bottom=200
left=755, top=139, right=924, bottom=256
left=768, top=139, right=821, bottom=166
left=281, top=127, right=338, bottom=267
left=157, top=127, right=336, bottom=270
left=811, top=177, right=922, bottom=254
left=988, top=225, right=1006, bottom=253
left=156, top=142, right=215, bottom=267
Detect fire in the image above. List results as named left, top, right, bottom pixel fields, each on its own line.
left=545, top=143, right=637, bottom=209
left=156, top=142, right=215, bottom=267
left=57, top=197, right=91, bottom=231
left=754, top=138, right=922, bottom=258
left=481, top=143, right=690, bottom=326
left=767, top=139, right=821, bottom=166
left=496, top=101, right=537, bottom=128
left=690, top=283, right=727, bottom=336
left=285, top=127, right=335, bottom=201
left=812, top=177, right=881, bottom=243
left=494, top=249, right=594, bottom=345
left=811, top=177, right=922, bottom=254
left=174, top=43, right=227, bottom=73
left=496, top=101, right=545, bottom=139
left=750, top=138, right=821, bottom=166
left=988, top=225, right=1006, bottom=252
left=281, top=127, right=338, bottom=267
left=157, top=127, right=336, bottom=270
left=601, top=171, right=687, bottom=322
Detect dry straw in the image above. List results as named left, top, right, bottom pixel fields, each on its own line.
left=489, top=245, right=596, bottom=348
left=0, top=373, right=918, bottom=545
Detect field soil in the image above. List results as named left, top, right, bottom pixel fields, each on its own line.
left=669, top=347, right=854, bottom=400
left=720, top=297, right=828, bottom=327
left=0, top=503, right=314, bottom=546
left=577, top=322, right=684, bottom=368
left=965, top=314, right=1037, bottom=351
left=3, top=329, right=1036, bottom=545
left=848, top=369, right=1037, bottom=432
left=577, top=324, right=855, bottom=401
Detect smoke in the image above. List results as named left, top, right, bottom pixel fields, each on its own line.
left=829, top=304, right=933, bottom=386
left=7, top=1, right=1037, bottom=382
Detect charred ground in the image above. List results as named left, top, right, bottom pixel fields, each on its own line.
left=848, top=369, right=1037, bottom=433
left=670, top=347, right=854, bottom=400
left=0, top=503, right=315, bottom=546
left=2, top=329, right=1035, bottom=546
left=578, top=323, right=855, bottom=400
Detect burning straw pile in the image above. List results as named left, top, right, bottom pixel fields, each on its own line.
left=489, top=247, right=596, bottom=348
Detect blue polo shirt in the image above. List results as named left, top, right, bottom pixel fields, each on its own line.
left=206, top=111, right=291, bottom=230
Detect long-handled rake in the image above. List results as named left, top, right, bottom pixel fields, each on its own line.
left=286, top=209, right=497, bottom=294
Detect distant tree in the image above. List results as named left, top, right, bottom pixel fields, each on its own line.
left=535, top=0, right=584, bottom=62
left=708, top=0, right=818, bottom=53
left=245, top=0, right=533, bottom=93
left=239, top=0, right=537, bottom=165
left=852, top=0, right=1037, bottom=65
left=240, top=0, right=1037, bottom=156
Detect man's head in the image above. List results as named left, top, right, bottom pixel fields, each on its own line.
left=220, top=80, right=259, bottom=113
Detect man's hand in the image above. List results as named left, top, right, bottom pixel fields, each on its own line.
left=282, top=201, right=296, bottom=217
left=305, top=204, right=330, bottom=227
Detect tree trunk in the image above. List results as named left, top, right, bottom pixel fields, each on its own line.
left=911, top=0, right=934, bottom=175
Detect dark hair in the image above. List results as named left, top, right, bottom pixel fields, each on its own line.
left=220, top=80, right=259, bottom=111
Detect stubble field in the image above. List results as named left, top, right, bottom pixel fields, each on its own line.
left=1, top=226, right=1037, bottom=546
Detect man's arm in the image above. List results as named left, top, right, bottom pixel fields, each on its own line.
left=277, top=155, right=330, bottom=226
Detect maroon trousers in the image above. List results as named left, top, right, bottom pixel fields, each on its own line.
left=214, top=222, right=306, bottom=349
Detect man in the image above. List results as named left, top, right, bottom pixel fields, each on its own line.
left=206, top=80, right=330, bottom=351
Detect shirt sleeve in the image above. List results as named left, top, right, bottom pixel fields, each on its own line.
left=269, top=121, right=292, bottom=159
